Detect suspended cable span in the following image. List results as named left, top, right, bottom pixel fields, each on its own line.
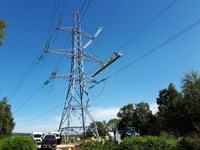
left=109, top=18, right=200, bottom=79
left=85, top=0, right=178, bottom=77
left=79, top=0, right=87, bottom=14
left=117, top=0, right=179, bottom=51
left=80, top=0, right=92, bottom=22
left=17, top=102, right=64, bottom=126
left=17, top=88, right=66, bottom=118
left=7, top=55, right=42, bottom=101
left=89, top=18, right=200, bottom=89
left=13, top=86, right=43, bottom=113
left=102, top=0, right=121, bottom=26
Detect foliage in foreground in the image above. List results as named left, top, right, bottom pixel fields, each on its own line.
left=0, top=19, right=7, bottom=46
left=77, top=141, right=119, bottom=150
left=0, top=136, right=36, bottom=150
left=77, top=136, right=200, bottom=150
left=0, top=97, right=15, bottom=137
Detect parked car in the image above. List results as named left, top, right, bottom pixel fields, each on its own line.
left=32, top=131, right=43, bottom=144
left=49, top=131, right=61, bottom=144
left=120, top=127, right=140, bottom=139
left=41, top=134, right=57, bottom=150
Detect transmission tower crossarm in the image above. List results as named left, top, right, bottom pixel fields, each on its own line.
left=83, top=52, right=103, bottom=63
left=92, top=52, right=122, bottom=77
left=45, top=49, right=102, bottom=63
left=81, top=30, right=95, bottom=39
left=83, top=27, right=103, bottom=49
left=51, top=74, right=97, bottom=83
left=56, top=27, right=73, bottom=33
left=45, top=49, right=72, bottom=57
left=51, top=74, right=70, bottom=80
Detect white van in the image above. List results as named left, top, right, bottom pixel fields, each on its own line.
left=32, top=131, right=43, bottom=144
left=49, top=131, right=61, bottom=144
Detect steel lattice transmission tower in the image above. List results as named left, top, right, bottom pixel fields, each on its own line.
left=46, top=11, right=103, bottom=140
left=46, top=10, right=121, bottom=140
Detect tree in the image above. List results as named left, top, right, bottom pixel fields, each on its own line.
left=135, top=102, right=155, bottom=135
left=156, top=71, right=200, bottom=136
left=0, top=97, right=15, bottom=136
left=156, top=83, right=183, bottom=135
left=0, top=19, right=7, bottom=46
left=181, top=71, right=200, bottom=135
left=117, top=103, right=135, bottom=130
left=117, top=102, right=155, bottom=135
left=86, top=121, right=106, bottom=137
left=107, top=118, right=119, bottom=133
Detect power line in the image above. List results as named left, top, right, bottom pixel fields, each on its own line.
left=79, top=0, right=87, bottom=14
left=89, top=18, right=200, bottom=90
left=8, top=56, right=42, bottom=101
left=15, top=88, right=66, bottom=117
left=85, top=0, right=178, bottom=79
left=102, top=0, right=121, bottom=26
left=13, top=86, right=42, bottom=113
left=117, top=0, right=179, bottom=51
left=108, top=18, right=200, bottom=79
left=80, top=0, right=92, bottom=22
left=7, top=0, right=67, bottom=102
left=17, top=102, right=64, bottom=126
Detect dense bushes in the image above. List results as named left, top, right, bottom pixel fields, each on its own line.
left=77, top=141, right=119, bottom=150
left=0, top=136, right=36, bottom=150
left=77, top=136, right=200, bottom=150
left=176, top=137, right=200, bottom=150
left=120, top=136, right=177, bottom=150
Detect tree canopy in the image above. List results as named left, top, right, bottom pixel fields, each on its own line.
left=86, top=121, right=106, bottom=137
left=0, top=19, right=7, bottom=46
left=0, top=97, right=15, bottom=137
left=86, top=70, right=200, bottom=138
left=117, top=102, right=154, bottom=135
left=115, top=70, right=200, bottom=137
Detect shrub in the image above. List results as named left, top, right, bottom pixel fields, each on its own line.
left=176, top=137, right=200, bottom=150
left=76, top=136, right=200, bottom=150
left=0, top=136, right=36, bottom=150
left=76, top=141, right=119, bottom=150
left=120, top=136, right=177, bottom=150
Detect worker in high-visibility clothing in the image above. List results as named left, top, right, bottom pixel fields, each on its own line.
left=105, top=134, right=109, bottom=141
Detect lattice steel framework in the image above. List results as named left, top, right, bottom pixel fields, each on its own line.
left=46, top=11, right=102, bottom=140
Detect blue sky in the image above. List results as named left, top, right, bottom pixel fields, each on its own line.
left=1, top=0, right=200, bottom=133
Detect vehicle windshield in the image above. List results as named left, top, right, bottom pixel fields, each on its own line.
left=34, top=134, right=42, bottom=138
left=44, top=135, right=56, bottom=139
left=55, top=134, right=60, bottom=138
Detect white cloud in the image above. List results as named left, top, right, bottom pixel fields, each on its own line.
left=13, top=105, right=158, bottom=133
left=91, top=107, right=120, bottom=121
left=149, top=103, right=158, bottom=114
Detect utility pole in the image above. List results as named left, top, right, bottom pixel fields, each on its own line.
left=45, top=10, right=121, bottom=141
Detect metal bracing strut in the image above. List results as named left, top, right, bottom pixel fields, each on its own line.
left=45, top=11, right=102, bottom=141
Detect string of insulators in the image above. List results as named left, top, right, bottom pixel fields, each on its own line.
left=45, top=42, right=50, bottom=49
left=37, top=19, right=63, bottom=63
left=57, top=18, right=62, bottom=26
left=48, top=18, right=62, bottom=42
left=38, top=55, right=44, bottom=61
left=51, top=71, right=57, bottom=76
left=44, top=80, right=50, bottom=85
left=89, top=78, right=107, bottom=89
